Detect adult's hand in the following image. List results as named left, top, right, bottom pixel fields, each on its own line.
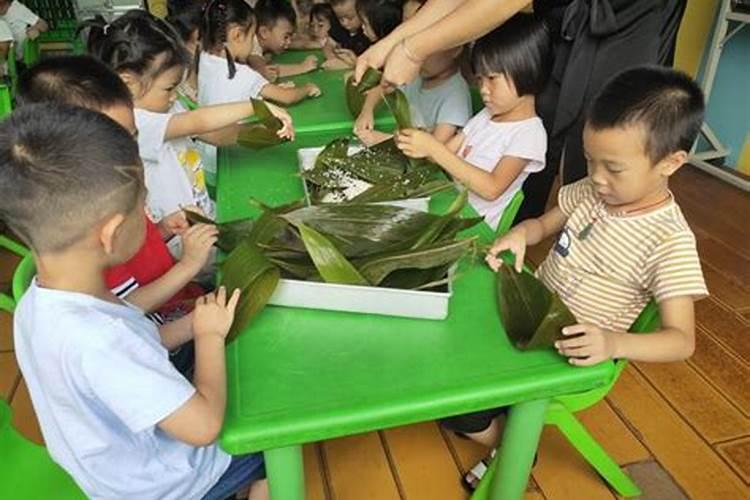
left=353, top=37, right=399, bottom=85
left=381, top=40, right=424, bottom=91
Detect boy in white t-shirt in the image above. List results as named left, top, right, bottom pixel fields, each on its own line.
left=0, top=0, right=47, bottom=61
left=396, top=14, right=551, bottom=231
left=0, top=19, right=12, bottom=78
left=2, top=103, right=268, bottom=500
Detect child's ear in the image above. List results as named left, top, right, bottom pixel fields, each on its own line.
left=118, top=71, right=143, bottom=99
left=257, top=25, right=270, bottom=40
left=658, top=150, right=688, bottom=177
left=99, top=213, right=127, bottom=256
left=228, top=24, right=250, bottom=45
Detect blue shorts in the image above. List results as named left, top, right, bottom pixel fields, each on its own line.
left=202, top=453, right=266, bottom=500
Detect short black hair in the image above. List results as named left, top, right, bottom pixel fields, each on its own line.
left=356, top=0, right=402, bottom=40
left=81, top=9, right=189, bottom=83
left=167, top=1, right=204, bottom=42
left=255, top=0, right=297, bottom=28
left=310, top=3, right=336, bottom=24
left=471, top=13, right=551, bottom=96
left=17, top=55, right=132, bottom=110
left=587, top=66, right=705, bottom=163
left=0, top=103, right=142, bottom=253
left=200, top=0, right=255, bottom=79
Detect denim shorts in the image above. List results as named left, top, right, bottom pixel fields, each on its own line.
left=202, top=453, right=266, bottom=500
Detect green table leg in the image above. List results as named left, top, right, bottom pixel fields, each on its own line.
left=264, top=445, right=305, bottom=500
left=488, top=399, right=549, bottom=500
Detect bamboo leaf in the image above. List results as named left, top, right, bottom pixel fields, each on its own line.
left=185, top=209, right=255, bottom=253
left=495, top=266, right=576, bottom=350
left=410, top=190, right=469, bottom=250
left=383, top=89, right=412, bottom=130
left=294, top=222, right=370, bottom=285
left=345, top=68, right=382, bottom=117
left=357, top=237, right=476, bottom=286
left=236, top=99, right=286, bottom=150
left=227, top=266, right=280, bottom=343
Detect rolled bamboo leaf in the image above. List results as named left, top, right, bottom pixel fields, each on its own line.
left=236, top=99, right=286, bottom=150
left=383, top=89, right=412, bottom=130
left=219, top=239, right=281, bottom=342
left=357, top=237, right=477, bottom=286
left=345, top=67, right=382, bottom=117
left=294, top=222, right=370, bottom=285
left=495, top=266, right=576, bottom=350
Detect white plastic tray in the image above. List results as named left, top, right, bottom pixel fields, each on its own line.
left=268, top=273, right=452, bottom=320
left=297, top=146, right=430, bottom=212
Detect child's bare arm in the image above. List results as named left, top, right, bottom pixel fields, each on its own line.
left=196, top=124, right=242, bottom=147
left=260, top=81, right=321, bottom=105
left=158, top=287, right=239, bottom=446
left=125, top=223, right=217, bottom=312
left=353, top=87, right=385, bottom=136
left=158, top=313, right=194, bottom=350
left=444, top=131, right=465, bottom=154
left=556, top=296, right=696, bottom=365
left=432, top=123, right=460, bottom=144
left=165, top=101, right=256, bottom=141
left=276, top=55, right=319, bottom=77
left=396, top=128, right=527, bottom=200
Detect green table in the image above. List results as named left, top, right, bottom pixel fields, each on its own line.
left=270, top=50, right=395, bottom=135
left=216, top=135, right=616, bottom=500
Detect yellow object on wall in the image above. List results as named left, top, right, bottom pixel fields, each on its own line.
left=738, top=134, right=750, bottom=175
left=674, top=0, right=719, bottom=77
left=148, top=0, right=168, bottom=19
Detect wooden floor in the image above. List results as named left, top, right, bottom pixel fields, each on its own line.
left=1, top=165, right=748, bottom=499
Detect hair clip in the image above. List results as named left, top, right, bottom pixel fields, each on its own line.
left=103, top=23, right=110, bottom=35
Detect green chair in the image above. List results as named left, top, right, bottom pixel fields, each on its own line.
left=0, top=84, right=11, bottom=120
left=12, top=252, right=35, bottom=303
left=177, top=92, right=199, bottom=111
left=22, top=37, right=41, bottom=67
left=0, top=235, right=30, bottom=313
left=0, top=398, right=86, bottom=499
left=471, top=301, right=661, bottom=499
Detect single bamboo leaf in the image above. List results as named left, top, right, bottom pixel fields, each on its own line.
left=379, top=263, right=452, bottom=290
left=410, top=190, right=469, bottom=249
left=294, top=222, right=369, bottom=285
left=495, top=266, right=576, bottom=350
left=357, top=237, right=476, bottom=286
left=236, top=99, right=286, bottom=150
left=227, top=266, right=280, bottom=343
left=345, top=68, right=382, bottom=117
left=185, top=209, right=255, bottom=253
left=383, top=89, right=412, bottom=130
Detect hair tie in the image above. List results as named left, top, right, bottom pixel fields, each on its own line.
left=103, top=23, right=110, bottom=35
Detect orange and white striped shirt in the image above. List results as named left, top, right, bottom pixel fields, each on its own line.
left=536, top=178, right=708, bottom=332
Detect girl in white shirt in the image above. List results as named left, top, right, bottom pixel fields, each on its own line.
left=197, top=0, right=321, bottom=107
left=396, top=14, right=551, bottom=231
left=84, top=9, right=293, bottom=235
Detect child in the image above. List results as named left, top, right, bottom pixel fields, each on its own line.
left=85, top=10, right=294, bottom=230
left=354, top=0, right=471, bottom=146
left=458, top=66, right=709, bottom=489
left=167, top=1, right=203, bottom=106
left=396, top=14, right=550, bottom=231
left=0, top=0, right=47, bottom=62
left=198, top=0, right=321, bottom=107
left=356, top=0, right=402, bottom=43
left=17, top=55, right=217, bottom=378
left=327, top=0, right=370, bottom=67
left=249, top=0, right=319, bottom=80
left=0, top=20, right=13, bottom=79
left=0, top=103, right=268, bottom=500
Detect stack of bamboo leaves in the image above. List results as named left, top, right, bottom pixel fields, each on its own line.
left=188, top=192, right=481, bottom=341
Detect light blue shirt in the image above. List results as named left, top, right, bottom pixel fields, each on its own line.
left=13, top=280, right=231, bottom=499
left=402, top=72, right=473, bottom=130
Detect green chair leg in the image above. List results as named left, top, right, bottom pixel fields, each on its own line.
left=546, top=406, right=641, bottom=498
left=264, top=445, right=304, bottom=500
left=0, top=293, right=14, bottom=314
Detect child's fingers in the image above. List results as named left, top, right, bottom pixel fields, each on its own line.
left=561, top=324, right=590, bottom=337
left=226, top=288, right=241, bottom=314
left=216, top=286, right=227, bottom=306
left=555, top=336, right=590, bottom=351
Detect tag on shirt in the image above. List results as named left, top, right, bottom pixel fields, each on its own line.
left=166, top=235, right=183, bottom=260
left=554, top=227, right=572, bottom=258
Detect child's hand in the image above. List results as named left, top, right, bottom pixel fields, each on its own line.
left=192, top=286, right=241, bottom=341
left=395, top=129, right=439, bottom=159
left=354, top=110, right=375, bottom=137
left=180, top=223, right=218, bottom=273
left=485, top=229, right=527, bottom=273
left=334, top=48, right=358, bottom=66
left=555, top=324, right=619, bottom=366
left=159, top=210, right=190, bottom=238
left=356, top=128, right=380, bottom=147
left=267, top=103, right=295, bottom=141
left=265, top=65, right=280, bottom=82
left=304, top=83, right=322, bottom=97
left=302, top=55, right=319, bottom=72
left=26, top=27, right=40, bottom=40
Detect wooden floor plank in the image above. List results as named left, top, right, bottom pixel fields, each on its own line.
left=689, top=328, right=750, bottom=417
left=0, top=248, right=21, bottom=284
left=322, top=431, right=401, bottom=500
left=715, top=436, right=750, bottom=485
left=533, top=427, right=616, bottom=500
left=607, top=367, right=748, bottom=499
left=10, top=378, right=44, bottom=445
left=382, top=422, right=468, bottom=500
left=701, top=263, right=750, bottom=311
left=695, top=298, right=750, bottom=365
left=304, top=443, right=328, bottom=500
left=633, top=361, right=750, bottom=443
left=576, top=399, right=651, bottom=466
left=0, top=351, right=19, bottom=400
left=0, top=312, right=13, bottom=352
left=694, top=232, right=750, bottom=287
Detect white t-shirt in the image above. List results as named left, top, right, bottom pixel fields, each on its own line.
left=460, top=109, right=547, bottom=230
left=134, top=108, right=215, bottom=221
left=402, top=72, right=472, bottom=130
left=1, top=0, right=39, bottom=59
left=14, top=280, right=231, bottom=499
left=0, top=19, right=12, bottom=42
left=198, top=51, right=269, bottom=105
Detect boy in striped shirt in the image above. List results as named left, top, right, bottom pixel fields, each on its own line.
left=451, top=66, right=708, bottom=488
